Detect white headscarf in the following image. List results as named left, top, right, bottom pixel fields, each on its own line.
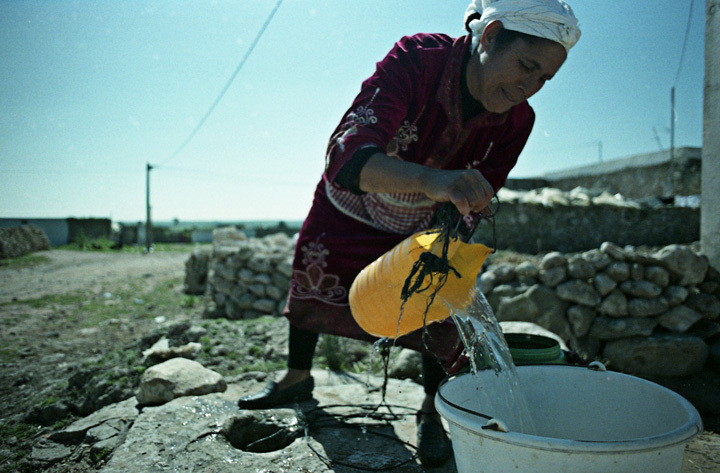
left=464, top=0, right=581, bottom=53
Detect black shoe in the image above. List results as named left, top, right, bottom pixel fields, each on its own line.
left=416, top=411, right=453, bottom=467
left=237, top=377, right=314, bottom=410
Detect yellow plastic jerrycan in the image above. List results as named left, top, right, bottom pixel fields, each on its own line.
left=349, top=230, right=492, bottom=339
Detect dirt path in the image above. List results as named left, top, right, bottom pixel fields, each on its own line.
left=1, top=248, right=199, bottom=471
left=0, top=249, right=190, bottom=304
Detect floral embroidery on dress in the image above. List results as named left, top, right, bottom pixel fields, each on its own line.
left=396, top=120, right=419, bottom=150
left=345, top=87, right=380, bottom=126
left=387, top=120, right=419, bottom=157
left=290, top=236, right=347, bottom=305
left=336, top=88, right=381, bottom=152
left=387, top=106, right=424, bottom=157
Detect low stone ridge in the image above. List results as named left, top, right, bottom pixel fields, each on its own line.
left=482, top=242, right=719, bottom=377
left=188, top=228, right=719, bottom=378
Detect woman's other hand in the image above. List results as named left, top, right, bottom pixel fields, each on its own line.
left=421, top=167, right=494, bottom=216
left=358, top=152, right=494, bottom=216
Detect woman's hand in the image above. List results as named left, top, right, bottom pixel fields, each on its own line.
left=357, top=152, right=494, bottom=216
left=420, top=168, right=494, bottom=216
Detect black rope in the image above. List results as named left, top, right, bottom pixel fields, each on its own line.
left=399, top=199, right=499, bottom=371
left=400, top=203, right=460, bottom=309
left=482, top=194, right=500, bottom=251
left=300, top=369, right=421, bottom=472
left=400, top=197, right=500, bottom=307
left=299, top=340, right=420, bottom=470
left=376, top=338, right=394, bottom=410
left=298, top=199, right=502, bottom=470
left=303, top=405, right=419, bottom=471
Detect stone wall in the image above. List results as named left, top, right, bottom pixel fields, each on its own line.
left=507, top=147, right=702, bottom=199
left=0, top=225, right=51, bottom=259
left=187, top=227, right=294, bottom=320
left=185, top=227, right=720, bottom=378
left=473, top=187, right=699, bottom=253
left=480, top=242, right=719, bottom=377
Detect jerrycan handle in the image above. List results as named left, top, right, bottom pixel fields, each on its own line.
left=433, top=196, right=499, bottom=245
left=433, top=202, right=470, bottom=242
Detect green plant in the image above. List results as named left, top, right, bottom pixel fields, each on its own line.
left=75, top=229, right=89, bottom=249
left=68, top=229, right=117, bottom=251
left=52, top=420, right=66, bottom=431
left=0, top=422, right=37, bottom=472
left=58, top=241, right=207, bottom=254
left=123, top=350, right=138, bottom=365
left=0, top=422, right=36, bottom=441
left=21, top=293, right=81, bottom=309
left=319, top=334, right=344, bottom=371
left=92, top=447, right=112, bottom=463
left=182, top=295, right=199, bottom=308
left=38, top=396, right=58, bottom=408
left=0, top=253, right=50, bottom=269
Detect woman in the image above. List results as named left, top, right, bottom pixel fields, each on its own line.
left=239, top=0, right=580, bottom=466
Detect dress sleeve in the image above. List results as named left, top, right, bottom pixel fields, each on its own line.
left=334, top=146, right=382, bottom=195
left=478, top=104, right=535, bottom=193
left=324, top=36, right=424, bottom=184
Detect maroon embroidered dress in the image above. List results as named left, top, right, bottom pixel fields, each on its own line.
left=284, top=33, right=534, bottom=361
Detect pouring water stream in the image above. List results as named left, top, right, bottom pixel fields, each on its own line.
left=447, top=288, right=538, bottom=435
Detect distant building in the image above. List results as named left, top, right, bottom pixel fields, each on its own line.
left=0, top=218, right=111, bottom=246
left=507, top=147, right=701, bottom=200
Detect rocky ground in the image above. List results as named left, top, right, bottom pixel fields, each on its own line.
left=0, top=248, right=204, bottom=471
left=0, top=247, right=719, bottom=472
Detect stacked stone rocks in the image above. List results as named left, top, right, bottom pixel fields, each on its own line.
left=184, top=248, right=211, bottom=295
left=200, top=227, right=294, bottom=320
left=187, top=228, right=719, bottom=377
left=0, top=225, right=51, bottom=259
left=479, top=242, right=720, bottom=377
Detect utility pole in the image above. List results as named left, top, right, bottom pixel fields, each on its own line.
left=598, top=141, right=603, bottom=163
left=145, top=163, right=153, bottom=252
left=670, top=87, right=676, bottom=161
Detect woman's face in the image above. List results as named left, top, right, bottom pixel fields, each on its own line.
left=469, top=21, right=567, bottom=114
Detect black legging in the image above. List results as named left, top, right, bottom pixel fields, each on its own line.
left=287, top=324, right=446, bottom=396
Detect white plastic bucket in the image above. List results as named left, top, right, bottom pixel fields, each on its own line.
left=435, top=365, right=703, bottom=473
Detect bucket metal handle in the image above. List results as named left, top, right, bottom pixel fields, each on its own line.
left=481, top=418, right=509, bottom=433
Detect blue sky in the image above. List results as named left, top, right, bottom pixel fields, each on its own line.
left=0, top=1, right=706, bottom=222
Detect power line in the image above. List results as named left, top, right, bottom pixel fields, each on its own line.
left=158, top=0, right=284, bottom=167
left=673, top=0, right=695, bottom=87
left=144, top=1, right=283, bottom=251
left=1, top=168, right=138, bottom=175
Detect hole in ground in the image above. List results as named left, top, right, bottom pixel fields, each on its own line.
left=223, top=413, right=302, bottom=453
